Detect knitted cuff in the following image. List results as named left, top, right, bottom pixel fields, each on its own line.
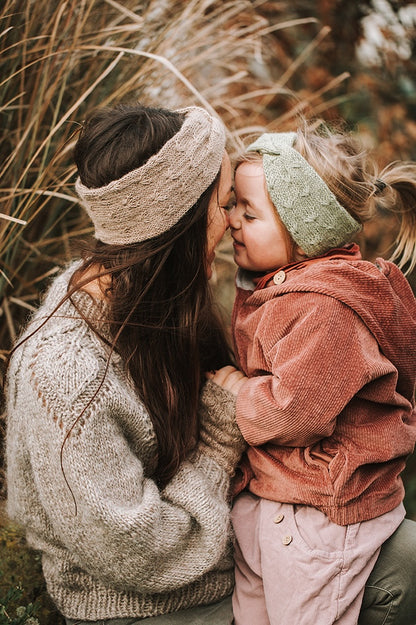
left=197, top=380, right=247, bottom=476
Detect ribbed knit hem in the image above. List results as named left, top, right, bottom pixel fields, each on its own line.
left=46, top=568, right=234, bottom=621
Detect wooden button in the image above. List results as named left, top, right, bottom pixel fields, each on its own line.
left=273, top=270, right=286, bottom=285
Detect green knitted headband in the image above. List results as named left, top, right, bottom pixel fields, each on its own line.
left=247, top=132, right=361, bottom=256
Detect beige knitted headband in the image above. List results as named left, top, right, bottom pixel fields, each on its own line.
left=75, top=106, right=226, bottom=245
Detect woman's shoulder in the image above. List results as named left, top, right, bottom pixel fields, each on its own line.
left=8, top=262, right=115, bottom=411
left=8, top=264, right=158, bottom=467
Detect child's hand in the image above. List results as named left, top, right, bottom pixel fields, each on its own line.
left=206, top=365, right=247, bottom=396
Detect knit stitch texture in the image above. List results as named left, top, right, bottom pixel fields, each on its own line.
left=75, top=106, right=226, bottom=245
left=247, top=132, right=361, bottom=256
left=6, top=262, right=244, bottom=621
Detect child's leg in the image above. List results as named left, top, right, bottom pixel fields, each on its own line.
left=231, top=492, right=271, bottom=625
left=232, top=493, right=404, bottom=625
left=258, top=500, right=344, bottom=625
left=262, top=502, right=403, bottom=625
left=332, top=504, right=404, bottom=624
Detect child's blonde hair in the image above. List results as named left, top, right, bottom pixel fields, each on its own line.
left=238, top=122, right=416, bottom=274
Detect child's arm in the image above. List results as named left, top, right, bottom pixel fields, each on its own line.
left=234, top=292, right=396, bottom=448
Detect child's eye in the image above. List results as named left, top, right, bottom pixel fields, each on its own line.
left=243, top=212, right=256, bottom=221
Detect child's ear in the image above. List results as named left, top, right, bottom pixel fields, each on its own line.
left=295, top=246, right=308, bottom=260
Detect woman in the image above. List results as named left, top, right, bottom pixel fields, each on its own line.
left=6, top=103, right=416, bottom=625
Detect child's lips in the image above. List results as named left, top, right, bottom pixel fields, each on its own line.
left=232, top=237, right=244, bottom=248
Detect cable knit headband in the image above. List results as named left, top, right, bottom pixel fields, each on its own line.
left=247, top=132, right=361, bottom=256
left=75, top=106, right=226, bottom=245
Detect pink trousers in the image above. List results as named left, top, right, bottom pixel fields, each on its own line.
left=231, top=493, right=404, bottom=625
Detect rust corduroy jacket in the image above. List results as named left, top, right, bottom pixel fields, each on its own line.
left=232, top=246, right=416, bottom=525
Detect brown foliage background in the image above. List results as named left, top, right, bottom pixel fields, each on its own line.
left=0, top=3, right=415, bottom=619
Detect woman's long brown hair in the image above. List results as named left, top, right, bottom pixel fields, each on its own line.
left=72, top=104, right=233, bottom=487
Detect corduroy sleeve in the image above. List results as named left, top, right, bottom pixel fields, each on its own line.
left=235, top=292, right=397, bottom=447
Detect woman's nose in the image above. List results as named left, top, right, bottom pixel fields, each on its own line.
left=224, top=210, right=230, bottom=229
left=228, top=206, right=239, bottom=229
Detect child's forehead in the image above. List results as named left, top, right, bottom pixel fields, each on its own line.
left=235, top=162, right=268, bottom=198
left=235, top=160, right=265, bottom=182
left=235, top=164, right=276, bottom=212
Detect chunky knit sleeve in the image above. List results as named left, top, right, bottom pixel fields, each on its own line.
left=6, top=318, right=239, bottom=596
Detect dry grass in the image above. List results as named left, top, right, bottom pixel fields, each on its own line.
left=0, top=0, right=348, bottom=358
left=0, top=0, right=351, bottom=499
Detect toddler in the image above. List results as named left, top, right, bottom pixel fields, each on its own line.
left=227, top=128, right=416, bottom=625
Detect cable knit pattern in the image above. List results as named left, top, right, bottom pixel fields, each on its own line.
left=247, top=133, right=361, bottom=256
left=6, top=263, right=239, bottom=621
left=75, top=106, right=226, bottom=244
left=197, top=383, right=247, bottom=476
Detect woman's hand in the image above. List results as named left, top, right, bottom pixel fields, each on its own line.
left=207, top=365, right=247, bottom=397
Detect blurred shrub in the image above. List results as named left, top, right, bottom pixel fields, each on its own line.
left=0, top=510, right=64, bottom=625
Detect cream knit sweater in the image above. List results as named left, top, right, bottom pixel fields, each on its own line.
left=6, top=263, right=245, bottom=621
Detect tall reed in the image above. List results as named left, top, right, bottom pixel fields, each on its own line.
left=0, top=0, right=346, bottom=356
left=0, top=0, right=349, bottom=498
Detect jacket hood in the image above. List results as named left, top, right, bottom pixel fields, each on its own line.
left=236, top=251, right=416, bottom=397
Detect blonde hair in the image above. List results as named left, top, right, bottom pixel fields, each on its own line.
left=293, top=123, right=416, bottom=275
left=237, top=123, right=416, bottom=274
